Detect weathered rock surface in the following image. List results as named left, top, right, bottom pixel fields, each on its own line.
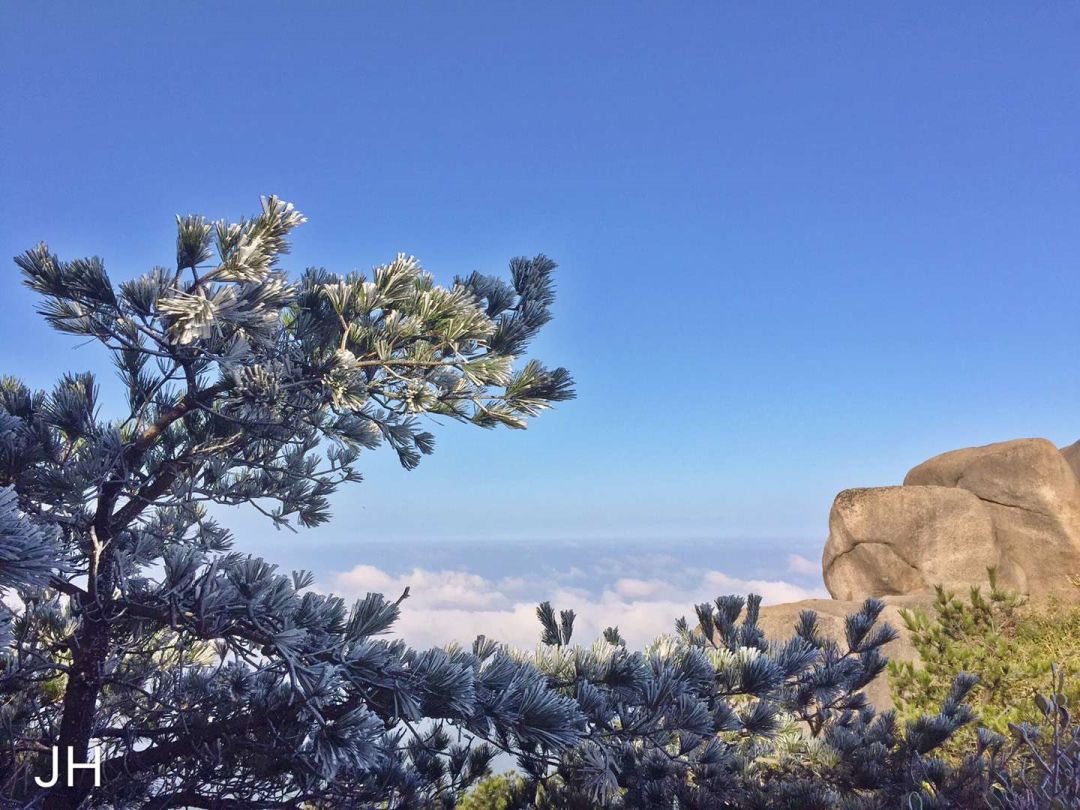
left=1061, top=439, right=1080, bottom=482
left=822, top=486, right=997, bottom=601
left=822, top=438, right=1080, bottom=604
left=904, top=438, right=1080, bottom=600
left=755, top=595, right=929, bottom=710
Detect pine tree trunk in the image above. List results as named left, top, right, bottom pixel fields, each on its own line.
left=43, top=604, right=109, bottom=809
left=43, top=510, right=119, bottom=808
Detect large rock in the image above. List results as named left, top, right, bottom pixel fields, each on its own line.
left=820, top=438, right=1080, bottom=604
left=822, top=485, right=998, bottom=601
left=1059, top=439, right=1080, bottom=483
left=735, top=437, right=1080, bottom=716
left=904, top=438, right=1080, bottom=600
left=755, top=596, right=928, bottom=711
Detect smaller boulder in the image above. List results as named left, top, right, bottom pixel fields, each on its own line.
left=755, top=595, right=928, bottom=711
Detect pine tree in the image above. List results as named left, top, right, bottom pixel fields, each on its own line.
left=0, top=198, right=577, bottom=808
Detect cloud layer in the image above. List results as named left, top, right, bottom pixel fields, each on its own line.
left=324, top=556, right=827, bottom=649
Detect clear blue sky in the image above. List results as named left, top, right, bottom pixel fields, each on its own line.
left=2, top=3, right=1079, bottom=560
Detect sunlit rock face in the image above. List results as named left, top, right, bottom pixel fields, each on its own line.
left=754, top=595, right=928, bottom=711
left=822, top=485, right=998, bottom=601
left=823, top=438, right=1080, bottom=605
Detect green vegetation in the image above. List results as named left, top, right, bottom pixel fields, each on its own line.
left=889, top=569, right=1080, bottom=748
left=456, top=773, right=527, bottom=810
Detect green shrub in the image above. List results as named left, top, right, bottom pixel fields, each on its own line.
left=456, top=773, right=528, bottom=810
left=889, top=570, right=1080, bottom=750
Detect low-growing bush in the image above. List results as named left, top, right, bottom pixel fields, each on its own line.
left=889, top=570, right=1080, bottom=747
left=456, top=772, right=529, bottom=810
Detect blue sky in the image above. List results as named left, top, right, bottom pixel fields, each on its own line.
left=2, top=4, right=1080, bottom=631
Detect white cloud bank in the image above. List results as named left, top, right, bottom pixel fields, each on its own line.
left=786, top=553, right=821, bottom=576
left=324, top=562, right=827, bottom=649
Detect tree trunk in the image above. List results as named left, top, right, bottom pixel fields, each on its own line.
left=42, top=606, right=109, bottom=809
left=43, top=509, right=118, bottom=809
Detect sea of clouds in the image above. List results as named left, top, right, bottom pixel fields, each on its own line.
left=308, top=540, right=827, bottom=649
